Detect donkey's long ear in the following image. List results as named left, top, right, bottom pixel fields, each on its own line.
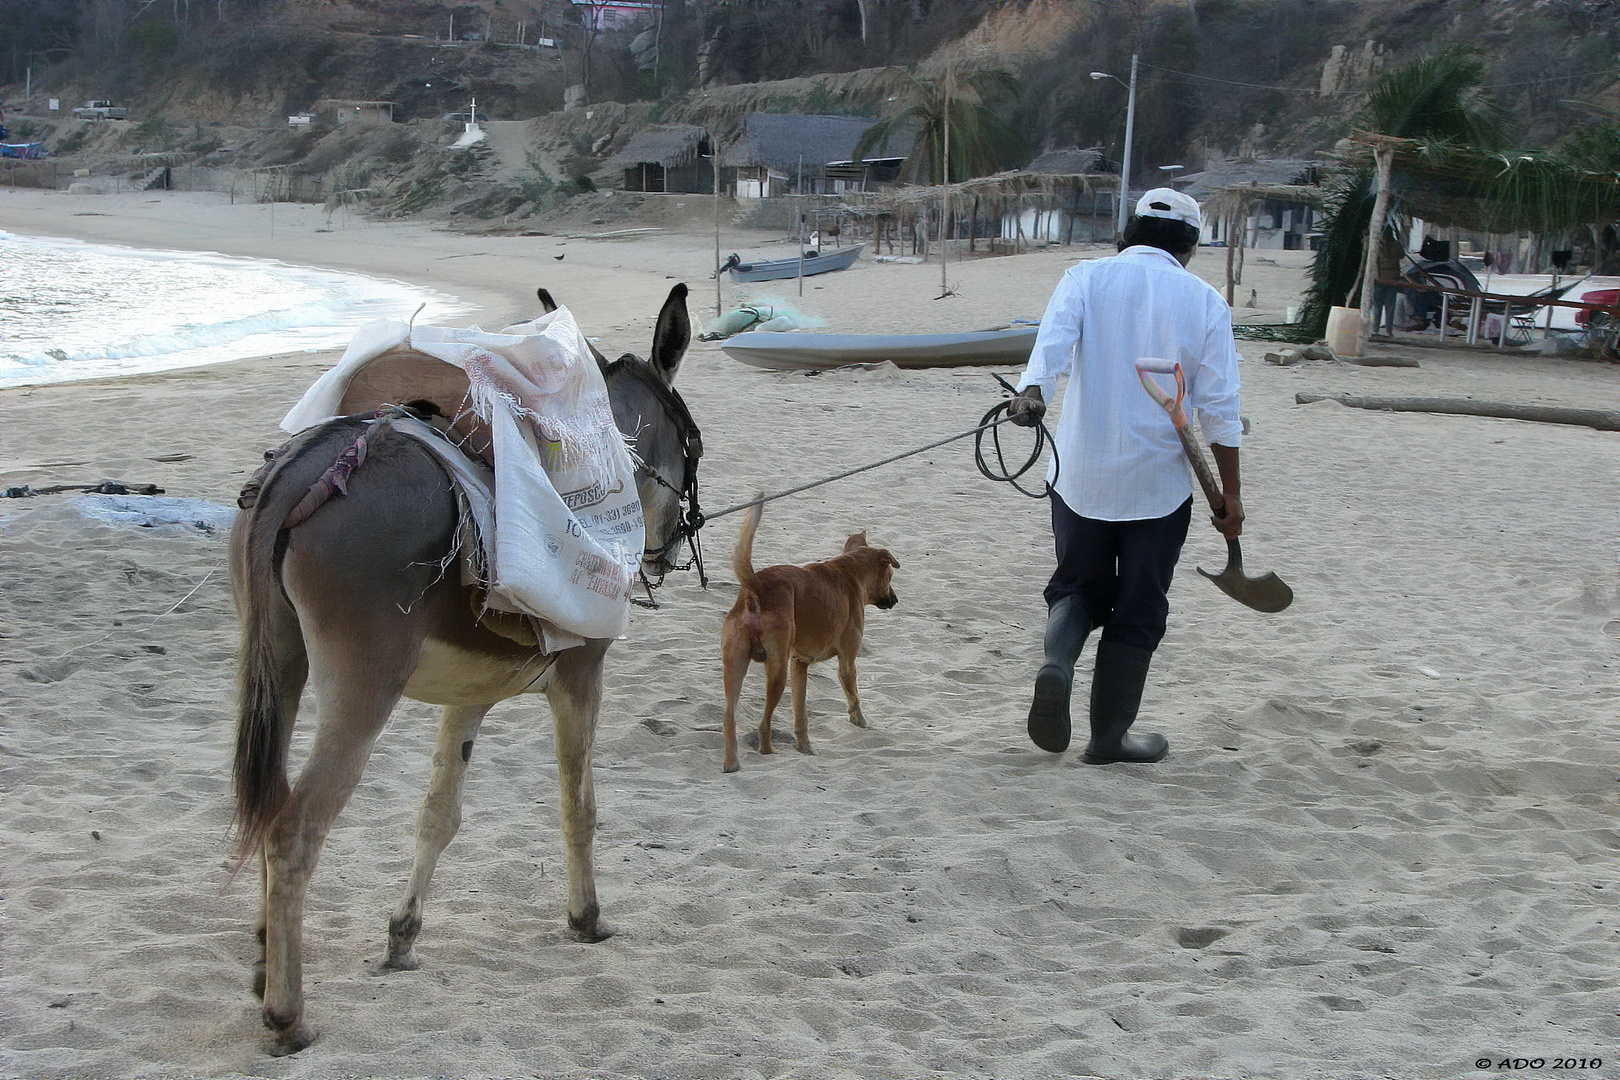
left=649, top=282, right=690, bottom=385
left=535, top=287, right=559, bottom=314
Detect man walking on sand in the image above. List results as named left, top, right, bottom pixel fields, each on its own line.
left=1007, top=188, right=1245, bottom=764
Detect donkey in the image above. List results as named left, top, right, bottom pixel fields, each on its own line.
left=230, top=283, right=696, bottom=1056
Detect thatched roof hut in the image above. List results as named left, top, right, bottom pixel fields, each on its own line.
left=1025, top=146, right=1118, bottom=176
left=839, top=165, right=1121, bottom=251
left=612, top=124, right=716, bottom=194
left=1184, top=159, right=1330, bottom=275
left=1181, top=158, right=1325, bottom=200
left=857, top=167, right=1115, bottom=210
left=611, top=124, right=711, bottom=170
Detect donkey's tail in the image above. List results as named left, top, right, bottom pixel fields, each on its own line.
left=731, top=501, right=768, bottom=662
left=230, top=443, right=313, bottom=861
left=233, top=601, right=292, bottom=859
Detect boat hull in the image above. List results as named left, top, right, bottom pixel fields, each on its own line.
left=727, top=245, right=863, bottom=283
left=721, top=327, right=1038, bottom=370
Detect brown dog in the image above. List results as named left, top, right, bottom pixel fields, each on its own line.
left=720, top=502, right=899, bottom=773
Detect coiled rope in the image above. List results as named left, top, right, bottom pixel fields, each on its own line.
left=701, top=376, right=1056, bottom=523
left=973, top=374, right=1057, bottom=499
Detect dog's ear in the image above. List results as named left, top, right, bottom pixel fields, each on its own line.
left=843, top=531, right=869, bottom=553
left=883, top=549, right=899, bottom=569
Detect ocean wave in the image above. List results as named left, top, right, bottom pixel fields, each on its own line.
left=0, top=231, right=474, bottom=387
left=1, top=300, right=353, bottom=367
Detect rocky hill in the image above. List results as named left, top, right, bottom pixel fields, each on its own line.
left=3, top=0, right=1615, bottom=223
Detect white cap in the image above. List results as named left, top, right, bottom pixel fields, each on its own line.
left=1134, top=187, right=1202, bottom=229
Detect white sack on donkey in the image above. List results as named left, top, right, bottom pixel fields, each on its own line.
left=282, top=305, right=644, bottom=641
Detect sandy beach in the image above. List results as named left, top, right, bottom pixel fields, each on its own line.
left=1, top=186, right=1616, bottom=1080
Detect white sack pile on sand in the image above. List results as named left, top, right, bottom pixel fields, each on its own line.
left=1, top=190, right=1615, bottom=1080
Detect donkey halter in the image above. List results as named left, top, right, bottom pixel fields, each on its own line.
left=612, top=356, right=708, bottom=604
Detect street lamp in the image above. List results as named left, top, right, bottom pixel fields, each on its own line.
left=1091, top=54, right=1139, bottom=234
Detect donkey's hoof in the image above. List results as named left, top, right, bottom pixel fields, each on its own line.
left=268, top=1025, right=317, bottom=1057
left=264, top=1013, right=316, bottom=1056
left=373, top=948, right=419, bottom=973
left=795, top=740, right=815, bottom=755
left=568, top=906, right=614, bottom=943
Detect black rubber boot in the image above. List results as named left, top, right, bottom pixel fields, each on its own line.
left=1027, top=595, right=1092, bottom=753
left=1081, top=641, right=1169, bottom=764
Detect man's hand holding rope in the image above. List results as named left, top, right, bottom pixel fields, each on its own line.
left=1007, top=385, right=1046, bottom=427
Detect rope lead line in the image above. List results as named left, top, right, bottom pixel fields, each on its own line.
left=703, top=407, right=1054, bottom=525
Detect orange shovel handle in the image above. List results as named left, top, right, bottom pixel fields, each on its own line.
left=1135, top=358, right=1223, bottom=513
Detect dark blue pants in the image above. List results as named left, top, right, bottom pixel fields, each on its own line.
left=1045, top=493, right=1193, bottom=652
left=1373, top=283, right=1400, bottom=334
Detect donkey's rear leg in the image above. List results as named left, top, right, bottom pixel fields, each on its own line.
left=546, top=638, right=613, bottom=942
left=380, top=703, right=492, bottom=972
left=250, top=630, right=308, bottom=1002
left=260, top=666, right=408, bottom=1056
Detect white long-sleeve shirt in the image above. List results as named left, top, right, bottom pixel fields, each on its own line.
left=1015, top=245, right=1243, bottom=521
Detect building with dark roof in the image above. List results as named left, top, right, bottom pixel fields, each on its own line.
left=725, top=113, right=893, bottom=197
left=612, top=124, right=714, bottom=193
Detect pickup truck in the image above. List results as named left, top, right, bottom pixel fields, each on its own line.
left=72, top=100, right=128, bottom=120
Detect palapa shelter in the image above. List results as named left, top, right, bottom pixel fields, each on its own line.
left=1335, top=132, right=1620, bottom=241
left=1006, top=147, right=1120, bottom=244
left=613, top=124, right=714, bottom=194
left=1178, top=157, right=1329, bottom=306
left=839, top=150, right=1121, bottom=256
left=1333, top=129, right=1620, bottom=355
left=723, top=113, right=891, bottom=197
left=1182, top=158, right=1328, bottom=251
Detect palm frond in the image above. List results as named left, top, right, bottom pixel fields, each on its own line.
left=1361, top=48, right=1509, bottom=149
left=851, top=64, right=1027, bottom=184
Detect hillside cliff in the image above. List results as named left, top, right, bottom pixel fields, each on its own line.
left=4, top=0, right=1614, bottom=221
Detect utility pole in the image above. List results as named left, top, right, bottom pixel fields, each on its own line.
left=940, top=82, right=951, bottom=299
left=1119, top=53, right=1139, bottom=233
left=1091, top=54, right=1140, bottom=234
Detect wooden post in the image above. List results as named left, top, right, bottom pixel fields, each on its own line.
left=1355, top=145, right=1395, bottom=358
left=1234, top=198, right=1247, bottom=286
left=712, top=134, right=722, bottom=318
left=1224, top=211, right=1236, bottom=306
left=940, top=106, right=950, bottom=297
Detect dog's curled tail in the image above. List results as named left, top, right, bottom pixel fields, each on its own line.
left=732, top=499, right=763, bottom=590
left=732, top=500, right=768, bottom=662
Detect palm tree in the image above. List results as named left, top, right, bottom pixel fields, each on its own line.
left=1363, top=50, right=1508, bottom=151
left=1298, top=49, right=1509, bottom=336
left=852, top=66, right=1028, bottom=186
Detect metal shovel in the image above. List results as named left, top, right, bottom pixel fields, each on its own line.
left=1136, top=358, right=1293, bottom=613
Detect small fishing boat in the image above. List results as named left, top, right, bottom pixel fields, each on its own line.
left=721, top=244, right=864, bottom=283
left=720, top=325, right=1039, bottom=371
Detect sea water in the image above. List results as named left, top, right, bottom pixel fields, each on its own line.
left=0, top=231, right=473, bottom=388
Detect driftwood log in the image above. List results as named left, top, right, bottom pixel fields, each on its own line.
left=1295, top=394, right=1620, bottom=431
left=1344, top=355, right=1420, bottom=368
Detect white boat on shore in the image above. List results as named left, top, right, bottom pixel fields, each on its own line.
left=720, top=245, right=863, bottom=283
left=720, top=325, right=1038, bottom=370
